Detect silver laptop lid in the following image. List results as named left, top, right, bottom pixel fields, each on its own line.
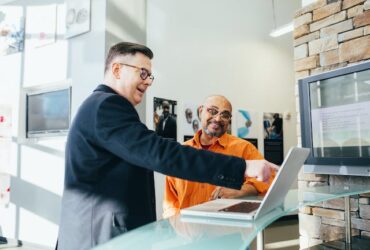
left=254, top=147, right=310, bottom=219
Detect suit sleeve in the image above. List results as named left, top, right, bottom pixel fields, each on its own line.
left=242, top=143, right=275, bottom=194
left=95, top=95, right=246, bottom=189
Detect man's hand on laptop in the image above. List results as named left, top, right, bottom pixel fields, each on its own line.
left=245, top=160, right=279, bottom=182
left=210, top=184, right=258, bottom=200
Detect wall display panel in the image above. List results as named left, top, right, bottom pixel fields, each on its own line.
left=299, top=61, right=370, bottom=173
left=25, top=85, right=71, bottom=138
left=310, top=74, right=370, bottom=158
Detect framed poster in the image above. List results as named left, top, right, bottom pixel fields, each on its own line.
left=154, top=97, right=177, bottom=141
left=65, top=0, right=91, bottom=39
left=183, top=102, right=200, bottom=136
left=0, top=104, right=12, bottom=138
left=236, top=109, right=259, bottom=139
left=263, top=113, right=283, bottom=140
left=0, top=173, right=10, bottom=206
left=0, top=6, right=24, bottom=56
left=263, top=112, right=284, bottom=165
left=26, top=4, right=57, bottom=48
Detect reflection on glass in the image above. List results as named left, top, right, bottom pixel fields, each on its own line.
left=310, top=69, right=370, bottom=158
left=92, top=186, right=370, bottom=250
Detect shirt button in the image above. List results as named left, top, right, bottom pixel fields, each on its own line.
left=218, top=174, right=224, bottom=180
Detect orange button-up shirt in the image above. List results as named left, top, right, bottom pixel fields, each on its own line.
left=163, top=131, right=276, bottom=218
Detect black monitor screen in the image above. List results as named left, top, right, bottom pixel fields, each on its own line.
left=26, top=88, right=70, bottom=137
left=309, top=69, right=370, bottom=158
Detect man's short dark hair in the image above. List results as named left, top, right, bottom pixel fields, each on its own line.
left=104, top=42, right=154, bottom=73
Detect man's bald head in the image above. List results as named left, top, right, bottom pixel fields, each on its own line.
left=199, top=95, right=232, bottom=138
left=202, top=95, right=232, bottom=112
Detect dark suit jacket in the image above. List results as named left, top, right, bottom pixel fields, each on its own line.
left=156, top=115, right=177, bottom=140
left=57, top=84, right=246, bottom=250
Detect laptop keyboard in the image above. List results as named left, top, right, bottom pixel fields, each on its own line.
left=218, top=201, right=261, bottom=213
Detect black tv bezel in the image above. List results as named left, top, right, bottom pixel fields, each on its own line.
left=26, top=86, right=72, bottom=138
left=299, top=60, right=370, bottom=167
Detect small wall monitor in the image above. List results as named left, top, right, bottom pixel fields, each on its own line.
left=299, top=61, right=370, bottom=175
left=26, top=86, right=71, bottom=138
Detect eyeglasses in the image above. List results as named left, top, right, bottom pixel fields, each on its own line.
left=118, top=63, right=154, bottom=82
left=205, top=106, right=232, bottom=121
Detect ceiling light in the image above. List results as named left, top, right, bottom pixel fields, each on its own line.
left=270, top=22, right=294, bottom=37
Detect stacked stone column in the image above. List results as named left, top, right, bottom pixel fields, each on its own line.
left=293, top=0, right=370, bottom=248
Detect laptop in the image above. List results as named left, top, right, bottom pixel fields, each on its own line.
left=180, top=147, right=310, bottom=221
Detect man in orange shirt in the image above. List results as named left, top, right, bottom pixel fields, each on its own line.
left=163, top=95, right=275, bottom=218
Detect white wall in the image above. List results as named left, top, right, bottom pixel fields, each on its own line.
left=69, top=0, right=106, bottom=118
left=0, top=0, right=106, bottom=247
left=105, top=0, right=147, bottom=121
left=146, top=0, right=301, bottom=218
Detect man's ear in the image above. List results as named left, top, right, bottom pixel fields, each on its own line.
left=112, top=63, right=121, bottom=79
left=198, top=105, right=203, bottom=117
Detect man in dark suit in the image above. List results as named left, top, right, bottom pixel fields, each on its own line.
left=271, top=113, right=283, bottom=139
left=155, top=100, right=177, bottom=140
left=57, top=42, right=277, bottom=250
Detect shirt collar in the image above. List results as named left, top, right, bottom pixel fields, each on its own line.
left=94, top=84, right=117, bottom=94
left=191, top=130, right=228, bottom=148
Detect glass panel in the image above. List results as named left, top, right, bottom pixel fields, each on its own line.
left=309, top=69, right=370, bottom=158
left=93, top=185, right=370, bottom=250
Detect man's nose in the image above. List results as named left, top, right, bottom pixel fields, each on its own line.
left=213, top=114, right=222, bottom=122
left=144, top=77, right=153, bottom=86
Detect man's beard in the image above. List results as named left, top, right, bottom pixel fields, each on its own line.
left=204, top=120, right=226, bottom=138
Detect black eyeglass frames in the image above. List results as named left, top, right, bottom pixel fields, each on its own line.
left=118, top=63, right=154, bottom=81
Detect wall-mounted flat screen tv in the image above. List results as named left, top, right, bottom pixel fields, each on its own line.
left=26, top=87, right=71, bottom=138
left=299, top=61, right=370, bottom=176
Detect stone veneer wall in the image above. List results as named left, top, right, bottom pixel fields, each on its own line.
left=293, top=0, right=370, bottom=248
